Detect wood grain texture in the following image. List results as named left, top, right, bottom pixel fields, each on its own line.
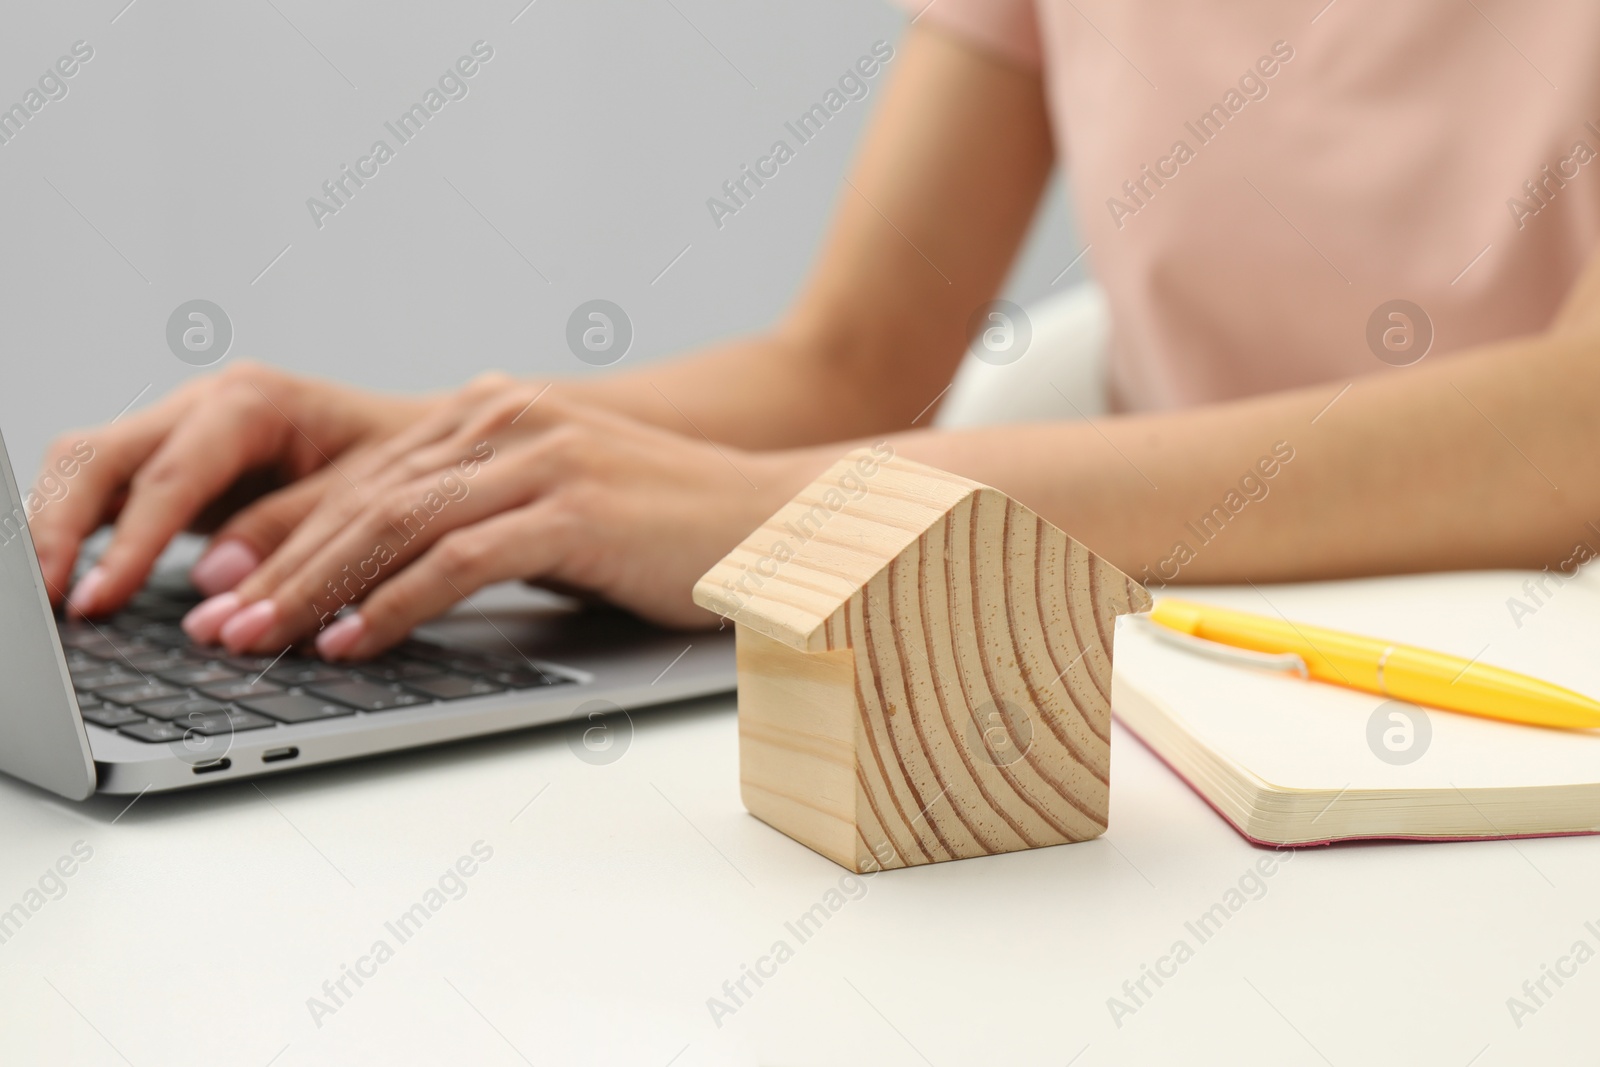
left=694, top=448, right=1152, bottom=872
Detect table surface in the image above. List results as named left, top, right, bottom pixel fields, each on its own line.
left=0, top=686, right=1593, bottom=1067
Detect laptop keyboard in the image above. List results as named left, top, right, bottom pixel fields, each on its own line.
left=59, top=589, right=577, bottom=743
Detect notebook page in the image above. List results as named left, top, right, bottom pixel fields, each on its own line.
left=1112, top=570, right=1600, bottom=793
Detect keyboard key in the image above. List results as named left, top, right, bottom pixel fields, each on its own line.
left=122, top=649, right=196, bottom=671
left=223, top=655, right=285, bottom=673
left=461, top=655, right=559, bottom=681
left=110, top=614, right=189, bottom=639
left=156, top=664, right=243, bottom=687
left=400, top=644, right=525, bottom=673
left=121, top=595, right=193, bottom=622
left=238, top=692, right=356, bottom=724
left=97, top=681, right=185, bottom=705
left=78, top=644, right=129, bottom=662
left=197, top=678, right=285, bottom=702
left=266, top=663, right=351, bottom=686
left=58, top=627, right=112, bottom=651
left=441, top=655, right=503, bottom=675
left=306, top=680, right=427, bottom=712
left=475, top=650, right=540, bottom=671
left=80, top=704, right=144, bottom=728
left=74, top=692, right=103, bottom=709
left=357, top=660, right=442, bottom=683
left=138, top=698, right=228, bottom=721
left=486, top=668, right=566, bottom=688
left=404, top=674, right=504, bottom=701
left=108, top=613, right=162, bottom=634
left=397, top=641, right=456, bottom=664
left=138, top=623, right=192, bottom=647
left=172, top=708, right=275, bottom=735
left=68, top=656, right=136, bottom=674
left=72, top=669, right=143, bottom=693
left=118, top=720, right=188, bottom=743
left=95, top=634, right=158, bottom=659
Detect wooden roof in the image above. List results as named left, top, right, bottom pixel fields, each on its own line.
left=694, top=448, right=982, bottom=651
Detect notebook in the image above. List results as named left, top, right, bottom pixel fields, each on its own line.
left=1110, top=569, right=1600, bottom=846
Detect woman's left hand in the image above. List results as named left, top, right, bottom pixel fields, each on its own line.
left=180, top=384, right=820, bottom=659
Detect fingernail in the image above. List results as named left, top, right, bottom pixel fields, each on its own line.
left=182, top=592, right=241, bottom=644
left=67, top=566, right=106, bottom=617
left=191, top=540, right=260, bottom=596
left=316, top=614, right=366, bottom=660
left=219, top=599, right=278, bottom=650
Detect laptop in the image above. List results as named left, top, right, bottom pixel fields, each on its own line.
left=0, top=428, right=736, bottom=799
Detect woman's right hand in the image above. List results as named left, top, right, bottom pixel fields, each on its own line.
left=27, top=360, right=443, bottom=617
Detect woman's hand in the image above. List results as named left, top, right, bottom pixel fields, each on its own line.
left=177, top=385, right=819, bottom=659
left=29, top=361, right=436, bottom=615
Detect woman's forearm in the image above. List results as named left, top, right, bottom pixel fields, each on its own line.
left=879, top=325, right=1600, bottom=585
left=554, top=322, right=919, bottom=450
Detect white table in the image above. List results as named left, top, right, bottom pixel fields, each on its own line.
left=0, top=692, right=1591, bottom=1065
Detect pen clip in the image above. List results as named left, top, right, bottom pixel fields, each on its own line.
left=1132, top=615, right=1310, bottom=679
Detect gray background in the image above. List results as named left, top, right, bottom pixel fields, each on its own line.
left=0, top=0, right=1082, bottom=484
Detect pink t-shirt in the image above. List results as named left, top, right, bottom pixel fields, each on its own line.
left=901, top=0, right=1600, bottom=410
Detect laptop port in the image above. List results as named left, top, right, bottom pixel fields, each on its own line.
left=192, top=758, right=231, bottom=775
left=261, top=747, right=299, bottom=764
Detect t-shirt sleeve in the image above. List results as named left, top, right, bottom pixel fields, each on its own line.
left=890, top=0, right=1043, bottom=68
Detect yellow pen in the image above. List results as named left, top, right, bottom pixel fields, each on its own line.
left=1147, top=598, right=1600, bottom=731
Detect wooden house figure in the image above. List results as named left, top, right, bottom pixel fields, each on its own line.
left=693, top=446, right=1152, bottom=872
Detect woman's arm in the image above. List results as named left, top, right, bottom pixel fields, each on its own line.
left=556, top=24, right=1056, bottom=448
left=882, top=281, right=1600, bottom=584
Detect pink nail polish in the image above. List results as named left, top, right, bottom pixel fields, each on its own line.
left=219, top=600, right=278, bottom=650
left=316, top=614, right=366, bottom=660
left=182, top=592, right=242, bottom=644
left=67, top=566, right=106, bottom=617
left=190, top=541, right=260, bottom=596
